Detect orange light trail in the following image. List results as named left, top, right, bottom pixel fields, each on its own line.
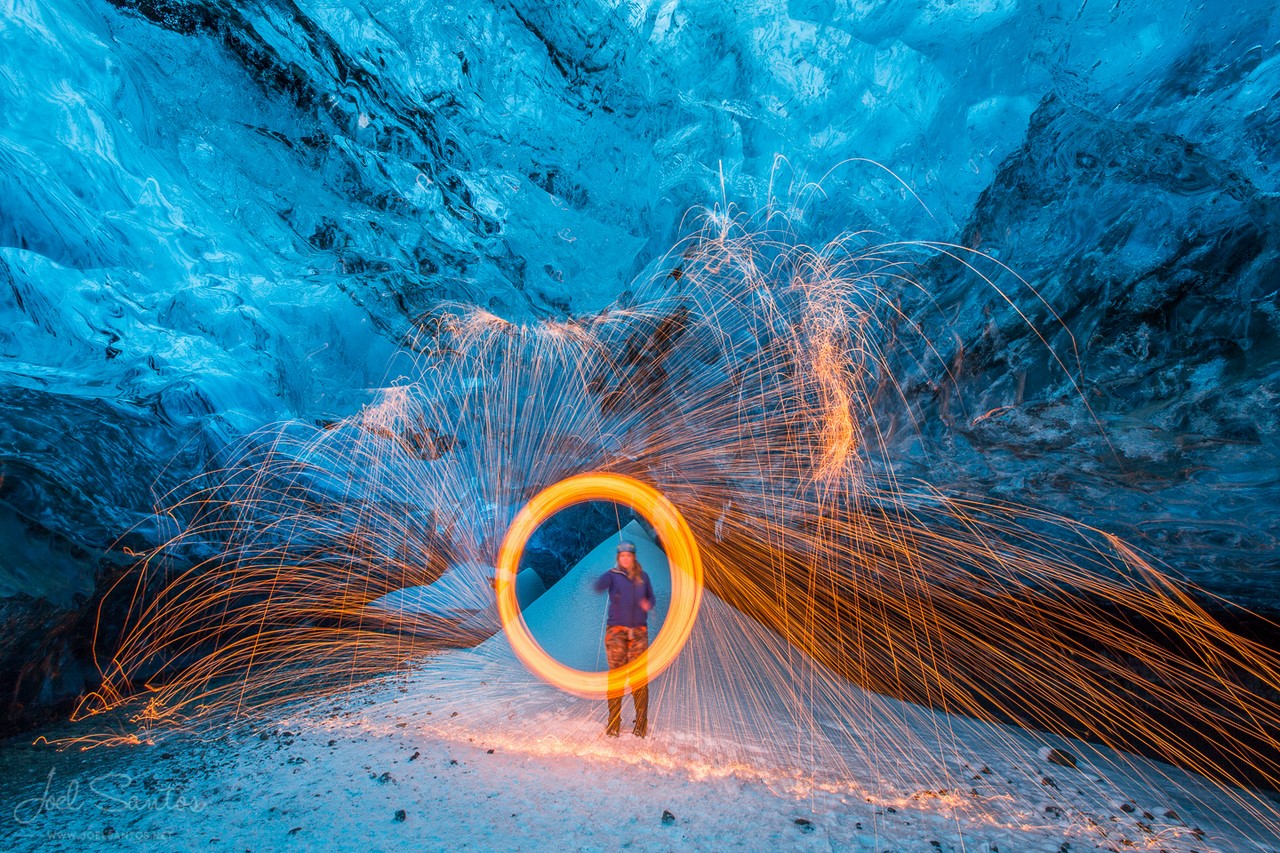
left=56, top=208, right=1280, bottom=846
left=495, top=472, right=703, bottom=698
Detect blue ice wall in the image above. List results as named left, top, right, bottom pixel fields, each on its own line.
left=1, top=0, right=1278, bottom=726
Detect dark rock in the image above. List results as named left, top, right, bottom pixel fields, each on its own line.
left=661, top=810, right=675, bottom=825
left=1038, top=747, right=1077, bottom=768
left=394, top=809, right=406, bottom=822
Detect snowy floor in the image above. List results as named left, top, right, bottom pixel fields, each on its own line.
left=4, top=634, right=1278, bottom=853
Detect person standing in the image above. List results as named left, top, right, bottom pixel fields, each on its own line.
left=592, top=540, right=655, bottom=737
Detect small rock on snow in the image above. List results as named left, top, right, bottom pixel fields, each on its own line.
left=1038, top=747, right=1077, bottom=768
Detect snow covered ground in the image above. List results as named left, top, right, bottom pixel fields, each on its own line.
left=4, top=529, right=1278, bottom=851
left=4, top=654, right=1276, bottom=852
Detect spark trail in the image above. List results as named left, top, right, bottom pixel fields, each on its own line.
left=75, top=211, right=1280, bottom=842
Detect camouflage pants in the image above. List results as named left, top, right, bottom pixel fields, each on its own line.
left=605, top=625, right=648, bottom=672
left=604, top=625, right=649, bottom=732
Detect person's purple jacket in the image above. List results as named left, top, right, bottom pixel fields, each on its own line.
left=593, top=567, right=655, bottom=628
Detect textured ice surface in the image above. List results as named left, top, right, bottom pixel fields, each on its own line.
left=1, top=0, right=1279, bottom=725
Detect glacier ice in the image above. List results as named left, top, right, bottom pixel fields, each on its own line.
left=1, top=0, right=1278, bottom=729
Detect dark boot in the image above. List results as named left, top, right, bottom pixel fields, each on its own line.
left=631, top=685, right=649, bottom=737
left=606, top=696, right=622, bottom=737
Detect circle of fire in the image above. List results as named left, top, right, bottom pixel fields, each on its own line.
left=495, top=472, right=704, bottom=698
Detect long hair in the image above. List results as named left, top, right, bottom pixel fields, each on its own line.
left=617, top=557, right=643, bottom=584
